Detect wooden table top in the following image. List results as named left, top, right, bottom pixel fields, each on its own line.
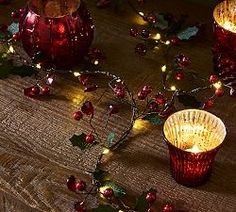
left=0, top=1, right=236, bottom=211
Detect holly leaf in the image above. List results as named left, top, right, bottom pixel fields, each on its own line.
left=7, top=22, right=19, bottom=35
left=106, top=132, right=115, bottom=148
left=102, top=180, right=126, bottom=198
left=135, top=188, right=157, bottom=212
left=143, top=114, right=164, bottom=125
left=92, top=167, right=108, bottom=182
left=154, top=14, right=169, bottom=30
left=93, top=205, right=117, bottom=212
left=69, top=133, right=97, bottom=151
left=11, top=65, right=37, bottom=77
left=177, top=94, right=201, bottom=108
left=177, top=26, right=199, bottom=40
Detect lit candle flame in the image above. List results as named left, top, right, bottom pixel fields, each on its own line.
left=186, top=144, right=201, bottom=153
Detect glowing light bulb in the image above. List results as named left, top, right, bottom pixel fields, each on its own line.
left=94, top=60, right=99, bottom=65
left=102, top=148, right=110, bottom=155
left=213, top=81, right=222, bottom=89
left=170, top=85, right=177, bottom=91
left=154, top=33, right=161, bottom=40
left=161, top=65, right=167, bottom=72
left=8, top=46, right=15, bottom=53
left=73, top=72, right=81, bottom=77
left=139, top=12, right=145, bottom=17
left=165, top=40, right=171, bottom=45
left=36, top=63, right=41, bottom=69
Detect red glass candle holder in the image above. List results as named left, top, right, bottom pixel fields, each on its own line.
left=213, top=0, right=236, bottom=78
left=19, top=0, right=94, bottom=70
left=163, top=109, right=226, bottom=187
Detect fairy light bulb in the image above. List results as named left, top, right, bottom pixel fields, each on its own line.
left=36, top=63, right=41, bottom=69
left=165, top=40, right=171, bottom=45
left=73, top=72, right=81, bottom=77
left=154, top=33, right=161, bottom=40
left=139, top=12, right=145, bottom=17
left=8, top=46, right=15, bottom=53
left=161, top=65, right=167, bottom=72
left=213, top=81, right=222, bottom=89
left=170, top=85, right=177, bottom=91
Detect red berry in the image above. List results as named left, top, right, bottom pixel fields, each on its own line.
left=215, top=88, right=224, bottom=97
left=142, top=85, right=152, bottom=94
left=76, top=180, right=86, bottom=191
left=175, top=71, right=184, bottom=81
left=141, top=29, right=150, bottom=39
left=67, top=176, right=77, bottom=192
left=203, top=99, right=214, bottom=109
left=135, top=43, right=147, bottom=56
left=73, top=111, right=83, bottom=121
left=159, top=106, right=176, bottom=118
left=146, top=192, right=157, bottom=204
left=81, top=101, right=94, bottom=116
left=11, top=11, right=20, bottom=19
left=115, top=89, right=125, bottom=99
left=12, top=32, right=21, bottom=41
left=162, top=203, right=174, bottom=212
left=170, top=36, right=180, bottom=45
left=175, top=54, right=191, bottom=67
left=102, top=188, right=114, bottom=198
left=209, top=74, right=219, bottom=83
left=41, top=86, right=50, bottom=95
left=31, top=86, right=40, bottom=95
left=109, top=104, right=119, bottom=115
left=147, top=14, right=157, bottom=24
left=85, top=133, right=95, bottom=144
left=148, top=101, right=159, bottom=112
left=138, top=90, right=147, bottom=100
left=155, top=93, right=166, bottom=105
left=74, top=201, right=86, bottom=212
left=130, top=27, right=139, bottom=37
left=79, top=74, right=89, bottom=86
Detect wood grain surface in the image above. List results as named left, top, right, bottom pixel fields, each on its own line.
left=0, top=0, right=236, bottom=211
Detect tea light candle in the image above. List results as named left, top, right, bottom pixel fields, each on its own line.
left=213, top=0, right=236, bottom=77
left=163, top=109, right=226, bottom=187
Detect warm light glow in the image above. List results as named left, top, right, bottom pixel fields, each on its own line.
left=165, top=40, right=171, bottom=45
left=161, top=65, right=167, bottom=72
left=73, top=72, right=81, bottom=77
left=8, top=46, right=15, bottom=53
left=186, top=144, right=201, bottom=153
left=170, top=85, right=177, bottom=91
left=36, top=63, right=41, bottom=69
left=94, top=60, right=99, bottom=65
left=133, top=119, right=146, bottom=130
left=213, top=81, right=222, bottom=89
left=139, top=12, right=145, bottom=17
left=153, top=33, right=161, bottom=40
left=102, top=148, right=110, bottom=155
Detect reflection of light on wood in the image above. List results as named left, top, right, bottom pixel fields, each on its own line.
left=186, top=144, right=201, bottom=153
left=132, top=119, right=150, bottom=134
left=133, top=13, right=147, bottom=26
left=214, top=1, right=236, bottom=33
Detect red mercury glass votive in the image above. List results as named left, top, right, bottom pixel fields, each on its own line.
left=213, top=0, right=236, bottom=78
left=19, top=0, right=94, bottom=70
left=163, top=109, right=226, bottom=187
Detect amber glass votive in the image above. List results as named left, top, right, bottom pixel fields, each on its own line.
left=213, top=0, right=236, bottom=77
left=163, top=109, right=226, bottom=187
